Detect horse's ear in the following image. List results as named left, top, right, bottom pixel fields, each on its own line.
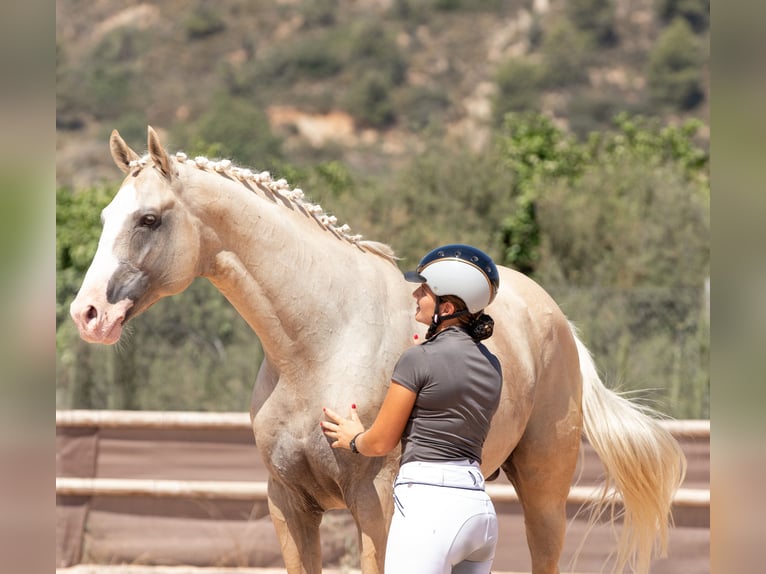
left=147, top=126, right=173, bottom=180
left=110, top=129, right=140, bottom=174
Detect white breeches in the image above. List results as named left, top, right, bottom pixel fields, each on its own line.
left=384, top=460, right=498, bottom=574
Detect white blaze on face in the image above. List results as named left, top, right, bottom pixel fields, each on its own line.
left=69, top=184, right=140, bottom=344
left=94, top=184, right=139, bottom=276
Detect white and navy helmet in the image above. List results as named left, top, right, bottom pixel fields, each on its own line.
left=404, top=244, right=500, bottom=313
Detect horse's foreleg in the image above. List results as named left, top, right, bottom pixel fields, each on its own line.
left=348, top=472, right=396, bottom=573
left=267, top=479, right=323, bottom=574
left=505, top=414, right=581, bottom=574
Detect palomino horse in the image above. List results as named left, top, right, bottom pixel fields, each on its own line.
left=70, top=127, right=685, bottom=574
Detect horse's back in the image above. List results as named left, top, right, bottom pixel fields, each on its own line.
left=490, top=265, right=580, bottom=389
left=481, top=266, right=583, bottom=473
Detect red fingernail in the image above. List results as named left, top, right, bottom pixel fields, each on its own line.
left=322, top=407, right=326, bottom=412
left=413, top=334, right=419, bottom=340
left=352, top=404, right=356, bottom=409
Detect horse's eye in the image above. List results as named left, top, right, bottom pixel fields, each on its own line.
left=139, top=214, right=159, bottom=228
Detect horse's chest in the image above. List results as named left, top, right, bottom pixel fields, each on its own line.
left=253, top=410, right=328, bottom=482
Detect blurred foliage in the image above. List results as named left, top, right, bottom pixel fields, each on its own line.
left=344, top=72, right=397, bottom=129
left=565, top=0, right=617, bottom=46
left=298, top=0, right=339, bottom=28
left=502, top=113, right=709, bottom=414
left=496, top=112, right=585, bottom=273
left=376, top=135, right=515, bottom=266
left=539, top=20, right=592, bottom=88
left=397, top=85, right=452, bottom=131
left=170, top=94, right=284, bottom=169
left=56, top=111, right=709, bottom=418
left=183, top=3, right=227, bottom=40
left=655, top=0, right=710, bottom=32
left=347, top=19, right=407, bottom=88
left=492, top=58, right=545, bottom=125
left=646, top=18, right=705, bottom=111
left=81, top=27, right=150, bottom=121
left=259, top=35, right=345, bottom=85
left=565, top=87, right=649, bottom=139
left=56, top=0, right=710, bottom=417
left=56, top=185, right=114, bottom=329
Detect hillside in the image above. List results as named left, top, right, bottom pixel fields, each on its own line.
left=56, top=0, right=710, bottom=419
left=55, top=0, right=709, bottom=190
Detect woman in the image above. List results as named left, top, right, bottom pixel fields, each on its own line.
left=321, top=244, right=503, bottom=574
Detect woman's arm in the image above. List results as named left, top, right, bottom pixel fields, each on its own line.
left=322, top=382, right=416, bottom=457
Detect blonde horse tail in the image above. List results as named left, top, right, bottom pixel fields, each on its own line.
left=572, top=325, right=687, bottom=574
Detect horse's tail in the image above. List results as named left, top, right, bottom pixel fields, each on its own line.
left=572, top=325, right=687, bottom=574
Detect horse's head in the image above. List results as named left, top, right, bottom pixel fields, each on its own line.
left=70, top=127, right=201, bottom=344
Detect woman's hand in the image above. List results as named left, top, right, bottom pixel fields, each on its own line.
left=321, top=404, right=365, bottom=451
left=321, top=383, right=416, bottom=457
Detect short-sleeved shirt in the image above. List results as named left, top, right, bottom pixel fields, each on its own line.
left=391, top=326, right=502, bottom=465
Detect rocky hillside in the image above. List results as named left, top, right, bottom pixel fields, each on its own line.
left=56, top=0, right=709, bottom=189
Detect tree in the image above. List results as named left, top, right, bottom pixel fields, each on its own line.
left=566, top=0, right=618, bottom=46
left=540, top=20, right=591, bottom=88
left=655, top=0, right=709, bottom=33
left=526, top=114, right=709, bottom=416
left=495, top=113, right=584, bottom=274
left=345, top=72, right=397, bottom=129
left=56, top=186, right=115, bottom=329
left=488, top=113, right=709, bottom=416
left=374, top=134, right=514, bottom=266
left=492, top=58, right=545, bottom=126
left=56, top=186, right=114, bottom=408
left=175, top=94, right=284, bottom=167
left=646, top=18, right=705, bottom=110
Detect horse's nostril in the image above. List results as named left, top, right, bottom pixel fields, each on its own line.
left=85, top=305, right=98, bottom=322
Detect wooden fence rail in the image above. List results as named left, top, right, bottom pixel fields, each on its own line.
left=56, top=410, right=711, bottom=437
left=56, top=411, right=710, bottom=509
left=55, top=477, right=709, bottom=507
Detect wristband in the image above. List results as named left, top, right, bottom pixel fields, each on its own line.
left=349, top=432, right=364, bottom=454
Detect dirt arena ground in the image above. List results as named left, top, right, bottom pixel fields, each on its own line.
left=57, top=424, right=709, bottom=573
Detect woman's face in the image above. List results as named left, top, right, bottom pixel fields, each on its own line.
left=412, top=284, right=437, bottom=325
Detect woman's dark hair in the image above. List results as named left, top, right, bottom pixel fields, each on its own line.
left=441, top=295, right=495, bottom=341
left=468, top=313, right=495, bottom=341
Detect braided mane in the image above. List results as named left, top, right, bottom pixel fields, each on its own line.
left=129, top=152, right=397, bottom=264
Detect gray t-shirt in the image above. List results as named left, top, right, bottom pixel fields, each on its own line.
left=391, top=326, right=502, bottom=465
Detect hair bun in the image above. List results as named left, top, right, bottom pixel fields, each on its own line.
left=469, top=313, right=494, bottom=341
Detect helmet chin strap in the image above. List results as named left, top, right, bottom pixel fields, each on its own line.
left=426, top=295, right=469, bottom=340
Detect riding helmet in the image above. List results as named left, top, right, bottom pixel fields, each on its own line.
left=404, top=244, right=500, bottom=313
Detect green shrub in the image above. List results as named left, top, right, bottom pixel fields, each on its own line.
left=566, top=0, right=618, bottom=46
left=656, top=0, right=709, bottom=32
left=540, top=20, right=591, bottom=88
left=348, top=20, right=407, bottom=86
left=171, top=94, right=283, bottom=167
left=344, top=72, right=396, bottom=129
left=492, top=58, right=545, bottom=126
left=299, top=0, right=338, bottom=28
left=56, top=186, right=116, bottom=328
left=398, top=85, right=452, bottom=130
left=380, top=135, right=514, bottom=265
left=566, top=89, right=647, bottom=138
left=646, top=18, right=705, bottom=110
left=82, top=28, right=148, bottom=120
left=257, top=34, right=344, bottom=85
left=183, top=5, right=226, bottom=40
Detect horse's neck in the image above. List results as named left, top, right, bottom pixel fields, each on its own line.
left=182, top=166, right=402, bottom=373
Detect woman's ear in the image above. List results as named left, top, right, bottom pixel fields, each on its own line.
left=439, top=300, right=455, bottom=316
